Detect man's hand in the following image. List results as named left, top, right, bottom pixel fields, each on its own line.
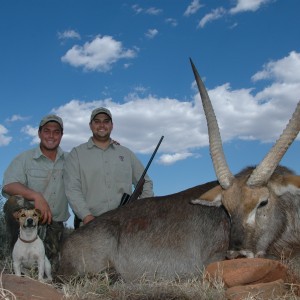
left=83, top=214, right=95, bottom=225
left=2, top=183, right=52, bottom=224
left=33, top=193, right=52, bottom=224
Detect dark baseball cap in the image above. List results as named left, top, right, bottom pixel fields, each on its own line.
left=90, top=107, right=112, bottom=121
left=39, top=114, right=63, bottom=129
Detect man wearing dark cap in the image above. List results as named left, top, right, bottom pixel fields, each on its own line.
left=64, top=107, right=154, bottom=226
left=2, top=114, right=69, bottom=272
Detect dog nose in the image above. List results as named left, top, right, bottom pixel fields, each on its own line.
left=27, top=218, right=34, bottom=226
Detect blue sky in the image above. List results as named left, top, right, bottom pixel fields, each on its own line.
left=1, top=0, right=300, bottom=215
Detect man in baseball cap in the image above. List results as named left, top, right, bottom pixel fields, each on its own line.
left=65, top=106, right=154, bottom=228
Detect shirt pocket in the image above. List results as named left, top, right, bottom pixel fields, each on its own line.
left=27, top=168, right=51, bottom=192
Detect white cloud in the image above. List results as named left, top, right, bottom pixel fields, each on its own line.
left=132, top=5, right=162, bottom=15
left=145, top=7, right=162, bottom=15
left=20, top=51, right=300, bottom=165
left=184, top=0, right=203, bottom=17
left=252, top=51, right=300, bottom=83
left=132, top=4, right=143, bottom=14
left=165, top=18, right=178, bottom=27
left=58, top=30, right=81, bottom=40
left=0, top=115, right=29, bottom=146
left=61, top=35, right=137, bottom=72
left=6, top=114, right=29, bottom=123
left=133, top=85, right=148, bottom=94
left=21, top=125, right=40, bottom=145
left=198, top=7, right=226, bottom=28
left=0, top=125, right=12, bottom=146
left=230, top=0, right=272, bottom=14
left=195, top=0, right=273, bottom=28
left=145, top=29, right=158, bottom=39
left=158, top=153, right=194, bottom=165
left=123, top=63, right=132, bottom=69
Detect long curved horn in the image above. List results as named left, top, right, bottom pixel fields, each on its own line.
left=190, top=58, right=234, bottom=189
left=247, top=100, right=300, bottom=187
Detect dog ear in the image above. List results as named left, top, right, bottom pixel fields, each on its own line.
left=35, top=209, right=42, bottom=221
left=13, top=209, right=24, bottom=220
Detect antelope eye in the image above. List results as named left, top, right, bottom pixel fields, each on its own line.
left=258, top=199, right=268, bottom=208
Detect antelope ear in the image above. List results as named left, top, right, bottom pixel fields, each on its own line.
left=286, top=175, right=300, bottom=189
left=191, top=185, right=223, bottom=207
left=271, top=175, right=300, bottom=196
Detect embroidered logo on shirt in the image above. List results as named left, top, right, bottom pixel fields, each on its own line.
left=119, top=156, right=124, bottom=161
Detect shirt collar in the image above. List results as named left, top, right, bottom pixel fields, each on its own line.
left=33, top=146, right=65, bottom=160
left=88, top=137, right=116, bottom=149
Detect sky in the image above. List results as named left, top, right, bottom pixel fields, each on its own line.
left=0, top=0, right=300, bottom=226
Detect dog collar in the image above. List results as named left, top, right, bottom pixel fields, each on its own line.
left=18, top=234, right=38, bottom=244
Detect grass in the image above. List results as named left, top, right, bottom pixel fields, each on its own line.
left=0, top=258, right=227, bottom=300
left=1, top=258, right=300, bottom=300
left=55, top=271, right=227, bottom=300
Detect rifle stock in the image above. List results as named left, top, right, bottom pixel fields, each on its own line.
left=119, top=178, right=145, bottom=206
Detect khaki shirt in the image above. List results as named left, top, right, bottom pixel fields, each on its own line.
left=64, top=138, right=154, bottom=220
left=2, top=146, right=70, bottom=222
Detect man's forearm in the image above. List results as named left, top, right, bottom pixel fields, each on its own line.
left=3, top=183, right=40, bottom=202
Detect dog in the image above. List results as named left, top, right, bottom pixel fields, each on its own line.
left=12, top=208, right=52, bottom=282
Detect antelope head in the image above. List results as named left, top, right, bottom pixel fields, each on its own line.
left=190, top=59, right=300, bottom=258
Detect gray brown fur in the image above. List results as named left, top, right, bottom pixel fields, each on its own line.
left=59, top=180, right=230, bottom=281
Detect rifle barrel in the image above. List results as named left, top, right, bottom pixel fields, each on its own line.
left=138, top=135, right=164, bottom=181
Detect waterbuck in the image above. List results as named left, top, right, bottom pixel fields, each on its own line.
left=59, top=60, right=300, bottom=282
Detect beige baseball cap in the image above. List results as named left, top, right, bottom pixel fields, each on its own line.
left=90, top=107, right=112, bottom=121
left=39, top=114, right=63, bottom=129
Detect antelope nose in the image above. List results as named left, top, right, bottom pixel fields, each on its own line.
left=229, top=219, right=244, bottom=250
left=229, top=239, right=243, bottom=250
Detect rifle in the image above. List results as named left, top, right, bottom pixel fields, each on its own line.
left=119, top=135, right=164, bottom=206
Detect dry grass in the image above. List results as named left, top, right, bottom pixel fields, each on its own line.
left=52, top=258, right=300, bottom=300
left=56, top=271, right=226, bottom=300
left=1, top=259, right=300, bottom=299
left=0, top=257, right=227, bottom=300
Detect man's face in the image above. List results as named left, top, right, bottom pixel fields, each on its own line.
left=90, top=113, right=113, bottom=140
left=38, top=122, right=63, bottom=151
